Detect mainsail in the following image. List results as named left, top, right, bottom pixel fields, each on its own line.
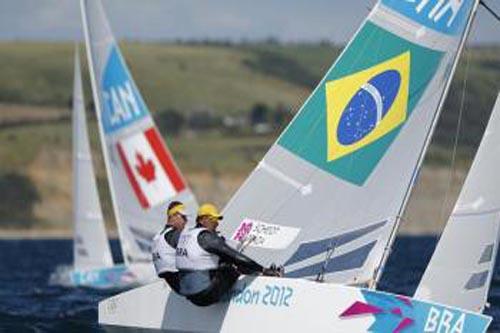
left=415, top=93, right=500, bottom=313
left=220, top=0, right=480, bottom=285
left=80, top=0, right=197, bottom=264
left=72, top=45, right=113, bottom=270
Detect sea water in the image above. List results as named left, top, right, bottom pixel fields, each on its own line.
left=0, top=237, right=499, bottom=332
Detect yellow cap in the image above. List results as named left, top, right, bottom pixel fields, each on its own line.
left=197, top=203, right=223, bottom=220
left=167, top=204, right=187, bottom=217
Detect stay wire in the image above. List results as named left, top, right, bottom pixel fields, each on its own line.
left=438, top=45, right=471, bottom=227
left=480, top=1, right=500, bottom=22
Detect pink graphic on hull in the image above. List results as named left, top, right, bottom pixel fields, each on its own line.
left=396, top=295, right=413, bottom=307
left=394, top=317, right=414, bottom=333
left=391, top=307, right=403, bottom=316
left=340, top=296, right=415, bottom=333
left=340, top=301, right=383, bottom=317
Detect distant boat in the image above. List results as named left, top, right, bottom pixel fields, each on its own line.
left=97, top=0, right=493, bottom=331
left=70, top=45, right=134, bottom=289
left=79, top=0, right=197, bottom=288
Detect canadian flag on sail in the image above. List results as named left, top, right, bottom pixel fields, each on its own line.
left=116, top=127, right=185, bottom=209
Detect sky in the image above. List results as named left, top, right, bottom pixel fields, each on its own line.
left=0, top=0, right=499, bottom=44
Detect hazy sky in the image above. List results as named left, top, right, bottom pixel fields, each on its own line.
left=1, top=0, right=499, bottom=44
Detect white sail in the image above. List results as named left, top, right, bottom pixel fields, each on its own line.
left=220, top=0, right=480, bottom=286
left=80, top=0, right=197, bottom=264
left=72, top=45, right=113, bottom=270
left=415, top=93, right=500, bottom=312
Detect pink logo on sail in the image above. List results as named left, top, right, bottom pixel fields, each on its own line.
left=233, top=221, right=254, bottom=242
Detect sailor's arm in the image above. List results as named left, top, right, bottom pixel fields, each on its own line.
left=197, top=231, right=264, bottom=274
left=164, top=228, right=181, bottom=248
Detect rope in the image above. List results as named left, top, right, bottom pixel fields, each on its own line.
left=480, top=1, right=500, bottom=22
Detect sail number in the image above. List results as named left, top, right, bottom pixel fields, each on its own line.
left=424, top=307, right=466, bottom=333
left=103, top=80, right=142, bottom=128
left=412, top=0, right=463, bottom=28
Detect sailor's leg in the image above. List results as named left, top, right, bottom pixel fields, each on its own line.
left=159, top=271, right=181, bottom=293
left=209, top=264, right=241, bottom=300
left=187, top=266, right=240, bottom=306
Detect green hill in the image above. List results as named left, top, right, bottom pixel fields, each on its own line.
left=0, top=41, right=499, bottom=146
left=0, top=42, right=315, bottom=114
left=0, top=41, right=500, bottom=231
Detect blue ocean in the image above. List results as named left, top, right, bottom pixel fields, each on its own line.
left=0, top=237, right=499, bottom=332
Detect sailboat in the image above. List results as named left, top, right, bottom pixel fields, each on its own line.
left=415, top=92, right=500, bottom=314
left=97, top=0, right=493, bottom=331
left=80, top=0, right=197, bottom=283
left=70, top=46, right=134, bottom=289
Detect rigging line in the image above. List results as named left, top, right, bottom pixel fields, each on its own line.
left=480, top=1, right=500, bottom=22
left=439, top=45, right=471, bottom=225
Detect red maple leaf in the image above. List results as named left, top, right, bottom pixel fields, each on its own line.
left=135, top=152, right=156, bottom=183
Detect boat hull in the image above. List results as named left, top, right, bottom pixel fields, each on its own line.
left=99, top=276, right=491, bottom=332
left=71, top=263, right=157, bottom=289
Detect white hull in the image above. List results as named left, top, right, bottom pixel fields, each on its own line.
left=99, top=276, right=491, bottom=332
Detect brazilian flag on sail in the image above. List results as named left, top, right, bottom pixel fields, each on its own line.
left=278, top=22, right=444, bottom=186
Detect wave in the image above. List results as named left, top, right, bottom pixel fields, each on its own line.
left=48, top=265, right=73, bottom=287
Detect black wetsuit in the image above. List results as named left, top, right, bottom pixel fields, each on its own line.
left=181, top=227, right=264, bottom=306
left=158, top=227, right=182, bottom=293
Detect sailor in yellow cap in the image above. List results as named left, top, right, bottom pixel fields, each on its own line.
left=175, top=203, right=279, bottom=306
left=195, top=203, right=223, bottom=231
left=151, top=201, right=188, bottom=293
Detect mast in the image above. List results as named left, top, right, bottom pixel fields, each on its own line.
left=371, top=0, right=482, bottom=288
left=79, top=0, right=130, bottom=266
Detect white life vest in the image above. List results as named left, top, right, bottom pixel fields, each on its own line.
left=176, top=227, right=219, bottom=271
left=151, top=226, right=177, bottom=274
